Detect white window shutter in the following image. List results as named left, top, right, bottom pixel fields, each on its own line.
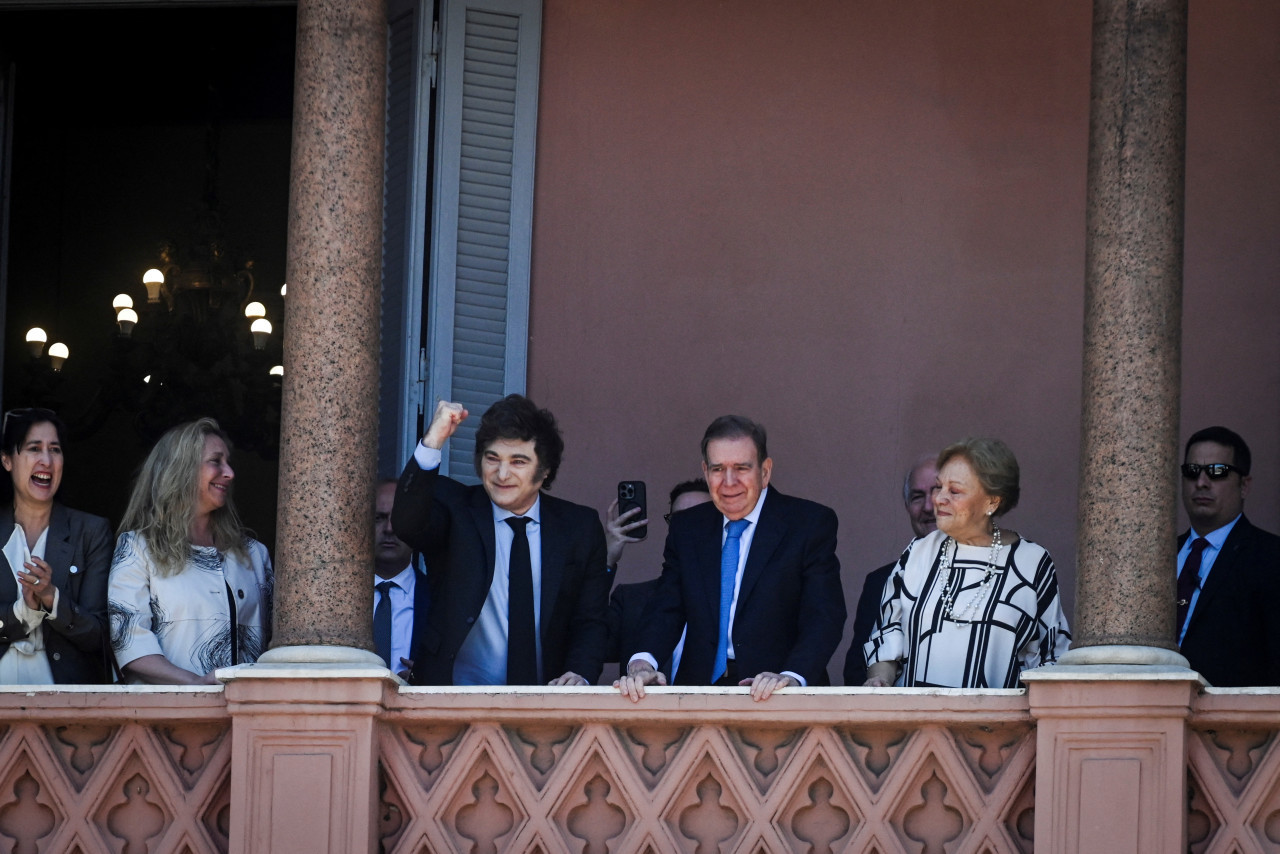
left=379, top=0, right=434, bottom=478
left=426, top=0, right=540, bottom=483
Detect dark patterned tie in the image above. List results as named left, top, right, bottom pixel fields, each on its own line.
left=374, top=580, right=396, bottom=667
left=1176, top=537, right=1208, bottom=637
left=505, top=517, right=538, bottom=685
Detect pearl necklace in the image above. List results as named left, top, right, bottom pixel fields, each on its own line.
left=938, top=524, right=1003, bottom=623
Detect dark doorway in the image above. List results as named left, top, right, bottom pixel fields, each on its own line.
left=0, top=6, right=295, bottom=549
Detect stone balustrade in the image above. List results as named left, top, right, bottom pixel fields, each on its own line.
left=1, top=678, right=1277, bottom=853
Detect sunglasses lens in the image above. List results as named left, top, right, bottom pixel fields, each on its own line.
left=1182, top=464, right=1234, bottom=480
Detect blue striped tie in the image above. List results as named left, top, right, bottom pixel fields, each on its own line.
left=713, top=519, right=750, bottom=682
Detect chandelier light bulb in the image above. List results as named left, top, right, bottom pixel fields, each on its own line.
left=142, top=268, right=165, bottom=303
left=25, top=327, right=47, bottom=358
left=113, top=293, right=134, bottom=312
left=47, top=342, right=69, bottom=371
left=250, top=318, right=273, bottom=350
left=269, top=365, right=284, bottom=377
left=280, top=283, right=287, bottom=297
left=117, top=307, right=139, bottom=337
left=143, top=375, right=152, bottom=384
left=244, top=301, right=267, bottom=319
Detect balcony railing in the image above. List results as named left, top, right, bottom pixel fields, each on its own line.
left=0, top=679, right=1276, bottom=853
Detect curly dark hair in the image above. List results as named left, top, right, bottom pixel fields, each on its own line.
left=473, top=395, right=565, bottom=489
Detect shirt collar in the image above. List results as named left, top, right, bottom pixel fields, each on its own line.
left=1190, top=513, right=1241, bottom=551
left=493, top=494, right=542, bottom=525
left=374, top=564, right=417, bottom=590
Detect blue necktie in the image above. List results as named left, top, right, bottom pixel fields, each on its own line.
left=713, top=519, right=750, bottom=682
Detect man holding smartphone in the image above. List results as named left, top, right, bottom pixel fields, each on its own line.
left=605, top=478, right=712, bottom=678
left=392, top=396, right=612, bottom=686
left=616, top=415, right=845, bottom=701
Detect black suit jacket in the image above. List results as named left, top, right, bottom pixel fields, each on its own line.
left=606, top=578, right=675, bottom=679
left=392, top=459, right=612, bottom=685
left=410, top=562, right=431, bottom=662
left=0, top=503, right=113, bottom=684
left=634, top=487, right=845, bottom=686
left=843, top=561, right=894, bottom=686
left=1178, top=515, right=1280, bottom=687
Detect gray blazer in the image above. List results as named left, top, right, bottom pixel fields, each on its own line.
left=0, top=503, right=113, bottom=684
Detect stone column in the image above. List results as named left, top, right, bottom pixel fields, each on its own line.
left=1028, top=5, right=1196, bottom=854
left=225, top=2, right=392, bottom=851
left=1068, top=0, right=1189, bottom=662
left=269, top=0, right=387, bottom=655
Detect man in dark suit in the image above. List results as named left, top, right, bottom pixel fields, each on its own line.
left=371, top=479, right=429, bottom=679
left=843, top=454, right=937, bottom=685
left=1176, top=426, right=1280, bottom=687
left=392, top=396, right=612, bottom=686
left=616, top=415, right=845, bottom=702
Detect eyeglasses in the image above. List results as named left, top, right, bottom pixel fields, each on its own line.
left=2, top=407, right=58, bottom=436
left=1181, top=463, right=1243, bottom=480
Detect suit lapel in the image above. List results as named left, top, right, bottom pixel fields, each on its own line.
left=738, top=490, right=783, bottom=608
left=695, top=509, right=724, bottom=617
left=44, top=504, right=74, bottom=589
left=0, top=507, right=16, bottom=603
left=411, top=564, right=431, bottom=637
left=1189, top=518, right=1248, bottom=632
left=537, top=497, right=565, bottom=637
left=468, top=488, right=498, bottom=592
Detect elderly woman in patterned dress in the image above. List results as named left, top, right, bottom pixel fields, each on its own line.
left=863, top=437, right=1070, bottom=689
left=109, top=418, right=272, bottom=684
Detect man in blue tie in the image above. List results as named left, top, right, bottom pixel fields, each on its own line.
left=616, top=415, right=845, bottom=701
left=372, top=479, right=426, bottom=679
left=1175, top=426, right=1280, bottom=687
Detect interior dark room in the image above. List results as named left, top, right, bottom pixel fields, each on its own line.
left=0, top=6, right=296, bottom=549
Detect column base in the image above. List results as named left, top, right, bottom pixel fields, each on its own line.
left=1055, top=643, right=1191, bottom=670
left=1025, top=653, right=1201, bottom=854
left=255, top=643, right=388, bottom=669
left=222, top=647, right=396, bottom=854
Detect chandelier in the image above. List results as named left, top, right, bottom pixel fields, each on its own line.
left=18, top=105, right=287, bottom=457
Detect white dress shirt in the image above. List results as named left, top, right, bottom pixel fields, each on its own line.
left=0, top=524, right=56, bottom=684
left=374, top=564, right=417, bottom=672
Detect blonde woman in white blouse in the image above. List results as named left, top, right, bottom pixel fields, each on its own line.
left=109, top=418, right=272, bottom=685
left=864, top=437, right=1071, bottom=689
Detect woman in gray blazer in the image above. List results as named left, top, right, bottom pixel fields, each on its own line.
left=0, top=407, right=112, bottom=684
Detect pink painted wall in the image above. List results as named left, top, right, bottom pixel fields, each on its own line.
left=526, top=0, right=1280, bottom=680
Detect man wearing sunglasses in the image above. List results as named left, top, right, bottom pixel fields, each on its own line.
left=1176, top=426, right=1280, bottom=687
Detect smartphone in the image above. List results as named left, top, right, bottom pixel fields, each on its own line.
left=617, top=481, right=648, bottom=540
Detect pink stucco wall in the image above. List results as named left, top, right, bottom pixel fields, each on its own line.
left=526, top=0, right=1280, bottom=677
